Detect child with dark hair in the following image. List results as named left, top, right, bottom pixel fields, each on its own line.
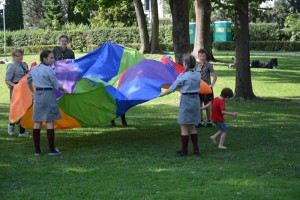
left=160, top=54, right=201, bottom=156
left=27, top=50, right=68, bottom=156
left=202, top=88, right=238, bottom=149
left=196, top=48, right=217, bottom=128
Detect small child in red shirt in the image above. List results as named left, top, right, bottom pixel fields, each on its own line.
left=201, top=88, right=238, bottom=149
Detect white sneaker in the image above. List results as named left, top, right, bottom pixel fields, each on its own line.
left=8, top=124, right=14, bottom=136
left=49, top=149, right=61, bottom=156
left=18, top=132, right=32, bottom=138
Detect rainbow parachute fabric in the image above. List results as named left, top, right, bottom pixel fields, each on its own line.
left=9, top=42, right=211, bottom=129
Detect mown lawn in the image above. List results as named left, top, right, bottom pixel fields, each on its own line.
left=0, top=51, right=299, bottom=199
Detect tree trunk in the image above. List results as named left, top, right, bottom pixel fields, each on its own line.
left=192, top=0, right=215, bottom=61
left=234, top=0, right=256, bottom=100
left=133, top=0, right=150, bottom=54
left=169, top=0, right=190, bottom=65
left=150, top=0, right=159, bottom=53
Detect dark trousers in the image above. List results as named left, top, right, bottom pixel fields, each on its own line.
left=266, top=58, right=278, bottom=68
left=9, top=123, right=25, bottom=134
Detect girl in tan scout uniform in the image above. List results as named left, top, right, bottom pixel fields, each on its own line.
left=27, top=50, right=68, bottom=156
left=5, top=49, right=31, bottom=138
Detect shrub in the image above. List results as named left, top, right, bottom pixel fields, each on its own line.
left=0, top=45, right=57, bottom=54
left=213, top=42, right=235, bottom=51
left=283, top=14, right=300, bottom=41
left=249, top=23, right=279, bottom=41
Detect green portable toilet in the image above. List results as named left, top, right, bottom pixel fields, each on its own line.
left=189, top=22, right=196, bottom=44
left=213, top=21, right=233, bottom=42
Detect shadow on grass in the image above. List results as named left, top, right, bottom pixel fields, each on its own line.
left=0, top=103, right=10, bottom=116
left=216, top=67, right=300, bottom=84
left=1, top=99, right=299, bottom=199
left=1, top=98, right=299, bottom=158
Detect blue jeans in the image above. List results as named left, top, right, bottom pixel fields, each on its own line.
left=214, top=122, right=228, bottom=133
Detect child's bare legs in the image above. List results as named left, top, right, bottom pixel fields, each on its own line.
left=188, top=125, right=197, bottom=135
left=204, top=101, right=212, bottom=127
left=212, top=122, right=228, bottom=149
left=210, top=130, right=222, bottom=144
left=200, top=102, right=203, bottom=123
left=46, top=121, right=54, bottom=129
left=204, top=101, right=211, bottom=121
left=196, top=101, right=204, bottom=128
left=34, top=122, right=42, bottom=129
left=218, top=132, right=227, bottom=149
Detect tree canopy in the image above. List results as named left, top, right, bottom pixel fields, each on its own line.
left=4, top=0, right=23, bottom=30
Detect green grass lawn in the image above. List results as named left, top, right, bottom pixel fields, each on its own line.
left=0, top=51, right=299, bottom=199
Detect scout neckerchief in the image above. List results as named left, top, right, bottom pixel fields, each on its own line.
left=20, top=63, right=28, bottom=74
left=61, top=47, right=68, bottom=59
left=199, top=61, right=207, bottom=74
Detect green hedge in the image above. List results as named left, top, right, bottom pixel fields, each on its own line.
left=0, top=26, right=173, bottom=52
left=249, top=23, right=279, bottom=41
left=213, top=41, right=300, bottom=51
left=0, top=45, right=57, bottom=54
left=0, top=24, right=299, bottom=53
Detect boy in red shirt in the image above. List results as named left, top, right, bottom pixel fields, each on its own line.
left=202, top=88, right=238, bottom=149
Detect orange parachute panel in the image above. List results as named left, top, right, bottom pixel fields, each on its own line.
left=200, top=80, right=212, bottom=94
left=161, top=80, right=212, bottom=94
left=9, top=74, right=33, bottom=123
left=20, top=106, right=81, bottom=129
left=10, top=66, right=81, bottom=130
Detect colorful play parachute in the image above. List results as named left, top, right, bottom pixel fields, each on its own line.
left=9, top=42, right=211, bottom=129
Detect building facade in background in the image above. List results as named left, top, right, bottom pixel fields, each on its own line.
left=141, top=0, right=171, bottom=21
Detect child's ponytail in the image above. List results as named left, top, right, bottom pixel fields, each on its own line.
left=183, top=54, right=196, bottom=72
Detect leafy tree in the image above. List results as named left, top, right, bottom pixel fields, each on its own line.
left=211, top=7, right=229, bottom=22
left=68, top=0, right=91, bottom=24
left=22, top=0, right=44, bottom=29
left=89, top=0, right=136, bottom=28
left=73, top=0, right=98, bottom=22
left=42, top=0, right=64, bottom=30
left=283, top=13, right=300, bottom=41
left=188, top=0, right=196, bottom=21
left=271, top=0, right=293, bottom=28
left=290, top=0, right=300, bottom=13
left=214, top=0, right=265, bottom=99
left=247, top=0, right=294, bottom=26
left=4, top=0, right=23, bottom=30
